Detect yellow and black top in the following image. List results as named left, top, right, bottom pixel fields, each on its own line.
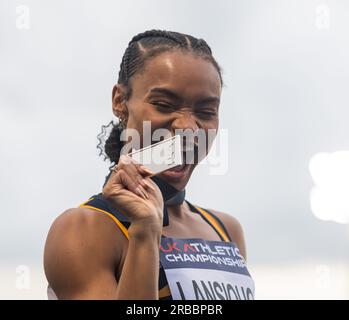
left=78, top=192, right=233, bottom=300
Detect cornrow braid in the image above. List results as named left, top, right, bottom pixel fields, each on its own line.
left=129, top=29, right=184, bottom=46
left=97, top=29, right=224, bottom=164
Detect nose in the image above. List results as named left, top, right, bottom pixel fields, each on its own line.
left=171, top=112, right=199, bottom=150
left=171, top=112, right=199, bottom=135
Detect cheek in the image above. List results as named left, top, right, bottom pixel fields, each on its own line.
left=206, top=135, right=216, bottom=154
left=127, top=103, right=153, bottom=133
left=130, top=104, right=166, bottom=129
left=201, top=120, right=218, bottom=152
left=127, top=104, right=171, bottom=148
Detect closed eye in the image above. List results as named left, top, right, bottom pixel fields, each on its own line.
left=196, top=110, right=217, bottom=119
left=151, top=102, right=217, bottom=119
left=151, top=102, right=177, bottom=112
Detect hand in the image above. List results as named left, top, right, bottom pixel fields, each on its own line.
left=102, top=155, right=164, bottom=231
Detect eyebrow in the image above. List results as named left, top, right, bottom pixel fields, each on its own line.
left=147, top=87, right=220, bottom=106
left=147, top=87, right=182, bottom=102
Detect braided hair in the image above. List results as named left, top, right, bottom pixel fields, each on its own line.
left=97, top=29, right=224, bottom=165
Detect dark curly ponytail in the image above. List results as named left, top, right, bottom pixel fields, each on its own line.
left=97, top=29, right=224, bottom=166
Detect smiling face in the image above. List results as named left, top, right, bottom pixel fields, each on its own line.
left=112, top=50, right=222, bottom=190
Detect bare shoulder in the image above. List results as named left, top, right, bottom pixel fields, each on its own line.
left=206, top=208, right=247, bottom=261
left=44, top=206, right=127, bottom=262
left=44, top=206, right=126, bottom=296
left=45, top=206, right=127, bottom=252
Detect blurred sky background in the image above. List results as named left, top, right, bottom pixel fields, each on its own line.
left=0, top=0, right=348, bottom=299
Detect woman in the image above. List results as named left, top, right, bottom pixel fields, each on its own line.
left=44, top=29, right=255, bottom=300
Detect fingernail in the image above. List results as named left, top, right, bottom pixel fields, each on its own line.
left=142, top=179, right=155, bottom=191
left=140, top=185, right=150, bottom=199
left=138, top=185, right=149, bottom=199
left=139, top=178, right=148, bottom=189
left=135, top=186, right=146, bottom=199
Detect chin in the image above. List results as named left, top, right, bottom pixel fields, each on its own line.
left=159, top=163, right=195, bottom=190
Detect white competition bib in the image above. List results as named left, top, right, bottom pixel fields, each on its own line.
left=159, top=237, right=255, bottom=300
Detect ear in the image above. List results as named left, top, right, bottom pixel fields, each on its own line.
left=112, top=84, right=129, bottom=119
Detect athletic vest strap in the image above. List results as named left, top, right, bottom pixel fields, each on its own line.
left=78, top=194, right=232, bottom=243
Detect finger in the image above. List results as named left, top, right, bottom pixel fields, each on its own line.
left=118, top=155, right=150, bottom=189
left=127, top=157, right=154, bottom=179
left=142, top=178, right=156, bottom=192
left=138, top=184, right=149, bottom=199
left=138, top=165, right=155, bottom=177
left=125, top=155, right=155, bottom=176
left=118, top=169, right=149, bottom=200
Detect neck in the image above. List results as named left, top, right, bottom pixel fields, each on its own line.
left=149, top=175, right=186, bottom=226
left=166, top=203, right=187, bottom=220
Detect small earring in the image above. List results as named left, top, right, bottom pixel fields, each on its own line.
left=119, top=117, right=127, bottom=129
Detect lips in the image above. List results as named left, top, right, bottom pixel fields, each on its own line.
left=161, top=163, right=190, bottom=180
left=170, top=163, right=186, bottom=172
left=145, top=136, right=198, bottom=181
